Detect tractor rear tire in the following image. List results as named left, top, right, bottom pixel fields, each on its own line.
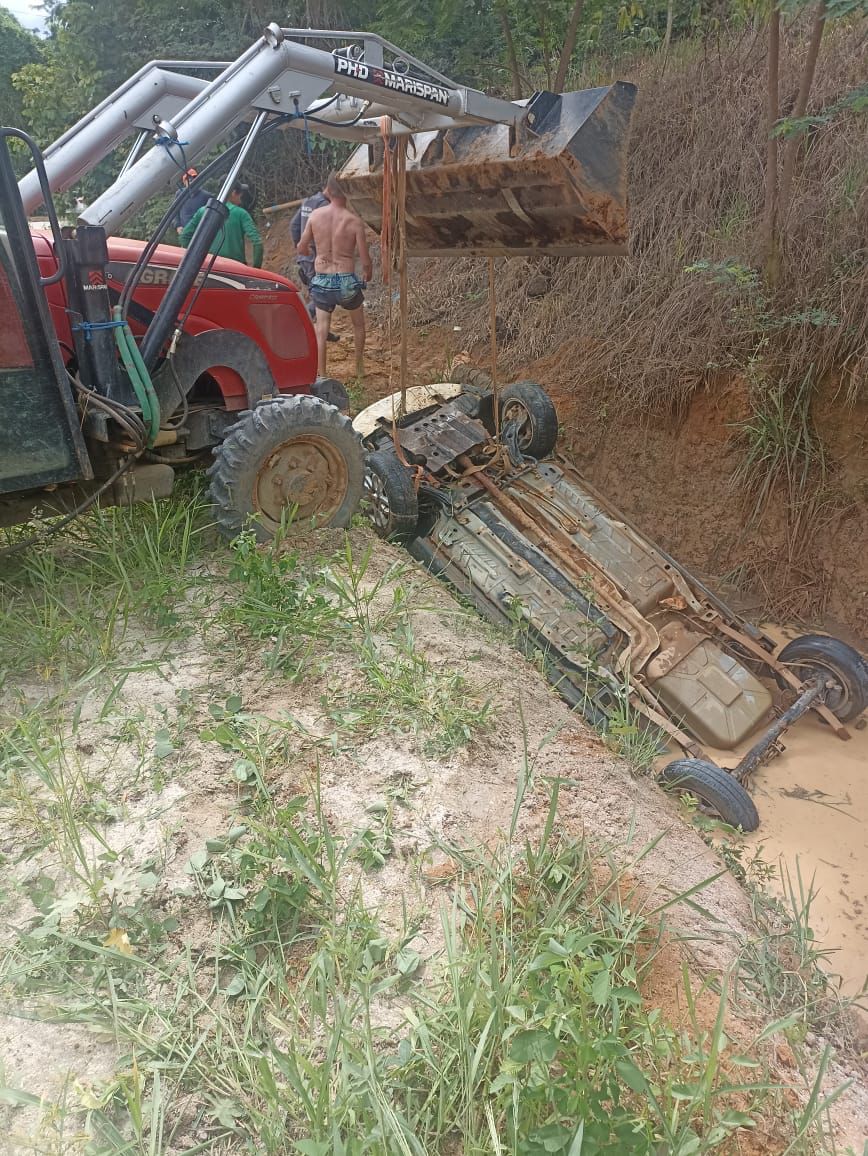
left=209, top=396, right=364, bottom=541
left=658, top=758, right=760, bottom=831
left=363, top=450, right=419, bottom=543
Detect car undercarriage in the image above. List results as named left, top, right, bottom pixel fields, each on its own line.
left=354, top=370, right=868, bottom=832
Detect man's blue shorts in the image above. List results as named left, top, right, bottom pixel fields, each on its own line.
left=310, top=272, right=365, bottom=313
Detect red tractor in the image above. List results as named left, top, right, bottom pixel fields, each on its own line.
left=1, top=24, right=634, bottom=539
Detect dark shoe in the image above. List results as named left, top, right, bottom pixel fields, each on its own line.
left=327, top=332, right=340, bottom=343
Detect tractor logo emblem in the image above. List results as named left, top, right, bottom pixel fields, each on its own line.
left=333, top=56, right=450, bottom=106
left=83, top=269, right=108, bottom=292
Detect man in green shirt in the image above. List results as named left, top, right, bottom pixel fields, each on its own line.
left=179, top=182, right=263, bottom=267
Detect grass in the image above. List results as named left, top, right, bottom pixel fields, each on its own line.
left=0, top=485, right=212, bottom=693
left=3, top=769, right=853, bottom=1155
left=0, top=490, right=860, bottom=1154
left=717, top=841, right=866, bottom=1043
left=0, top=776, right=792, bottom=1155
left=731, top=365, right=825, bottom=529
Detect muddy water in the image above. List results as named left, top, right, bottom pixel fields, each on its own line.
left=745, top=713, right=868, bottom=998
left=704, top=623, right=868, bottom=999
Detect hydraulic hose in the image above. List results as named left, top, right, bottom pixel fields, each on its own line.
left=112, top=306, right=161, bottom=446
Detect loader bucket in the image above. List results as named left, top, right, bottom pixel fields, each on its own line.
left=339, top=81, right=637, bottom=257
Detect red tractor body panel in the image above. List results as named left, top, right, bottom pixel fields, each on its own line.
left=34, top=232, right=317, bottom=408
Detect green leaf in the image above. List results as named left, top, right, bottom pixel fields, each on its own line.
left=206, top=839, right=229, bottom=854
left=395, top=947, right=421, bottom=977
left=294, top=1143, right=330, bottom=1156
left=212, top=724, right=239, bottom=747
left=233, top=759, right=256, bottom=782
left=258, top=1056, right=280, bottom=1101
left=153, top=728, right=174, bottom=758
left=186, top=849, right=208, bottom=873
left=0, top=1086, right=42, bottom=1107
left=674, top=1133, right=701, bottom=1156
left=509, top=1028, right=558, bottom=1064
left=671, top=1083, right=702, bottom=1101
left=720, top=1109, right=756, bottom=1127
left=615, top=1059, right=648, bottom=1094
left=226, top=694, right=243, bottom=714
left=210, top=1097, right=241, bottom=1129
left=610, top=986, right=642, bottom=1005
left=224, top=973, right=247, bottom=997
left=567, top=1121, right=585, bottom=1156
left=529, top=1123, right=573, bottom=1152
left=591, top=968, right=611, bottom=1005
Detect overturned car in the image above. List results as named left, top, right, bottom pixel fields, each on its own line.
left=353, top=369, right=868, bottom=831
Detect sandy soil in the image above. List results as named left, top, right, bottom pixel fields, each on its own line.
left=3, top=529, right=868, bottom=1151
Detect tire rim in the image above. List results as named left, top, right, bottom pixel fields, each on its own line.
left=254, top=434, right=349, bottom=532
left=501, top=399, right=532, bottom=449
left=362, top=467, right=391, bottom=533
left=793, top=661, right=849, bottom=716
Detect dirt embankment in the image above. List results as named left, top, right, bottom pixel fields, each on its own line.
left=541, top=370, right=868, bottom=649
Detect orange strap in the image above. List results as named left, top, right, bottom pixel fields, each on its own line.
left=380, top=116, right=393, bottom=287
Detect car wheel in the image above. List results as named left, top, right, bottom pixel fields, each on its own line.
left=498, top=381, right=559, bottom=459
left=310, top=377, right=350, bottom=414
left=208, top=396, right=364, bottom=541
left=658, top=758, right=760, bottom=831
left=776, top=634, right=868, bottom=723
left=447, top=363, right=492, bottom=396
left=363, top=450, right=419, bottom=543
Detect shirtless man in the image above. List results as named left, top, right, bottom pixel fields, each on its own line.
left=298, top=172, right=372, bottom=381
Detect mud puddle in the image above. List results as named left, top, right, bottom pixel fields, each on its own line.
left=745, top=713, right=868, bottom=999
left=709, top=624, right=868, bottom=1000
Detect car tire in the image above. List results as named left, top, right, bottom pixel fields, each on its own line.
left=447, top=364, right=492, bottom=396
left=208, top=396, right=364, bottom=541
left=658, top=758, right=760, bottom=831
left=776, top=634, right=868, bottom=723
left=498, top=381, right=559, bottom=459
left=363, top=450, right=419, bottom=543
left=310, top=377, right=350, bottom=414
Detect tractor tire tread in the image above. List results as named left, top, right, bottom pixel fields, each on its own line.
left=208, top=395, right=364, bottom=541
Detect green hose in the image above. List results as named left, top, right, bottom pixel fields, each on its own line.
left=112, top=305, right=161, bottom=447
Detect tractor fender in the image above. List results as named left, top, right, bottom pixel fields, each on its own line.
left=151, top=329, right=277, bottom=417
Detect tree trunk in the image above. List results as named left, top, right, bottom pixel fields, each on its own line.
left=762, top=3, right=781, bottom=286
left=539, top=9, right=554, bottom=90
left=497, top=2, right=523, bottom=99
left=778, top=1, right=827, bottom=224
left=662, top=0, right=675, bottom=57
left=554, top=0, right=587, bottom=93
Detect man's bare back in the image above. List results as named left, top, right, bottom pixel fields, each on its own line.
left=297, top=175, right=373, bottom=380
left=305, top=202, right=372, bottom=278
